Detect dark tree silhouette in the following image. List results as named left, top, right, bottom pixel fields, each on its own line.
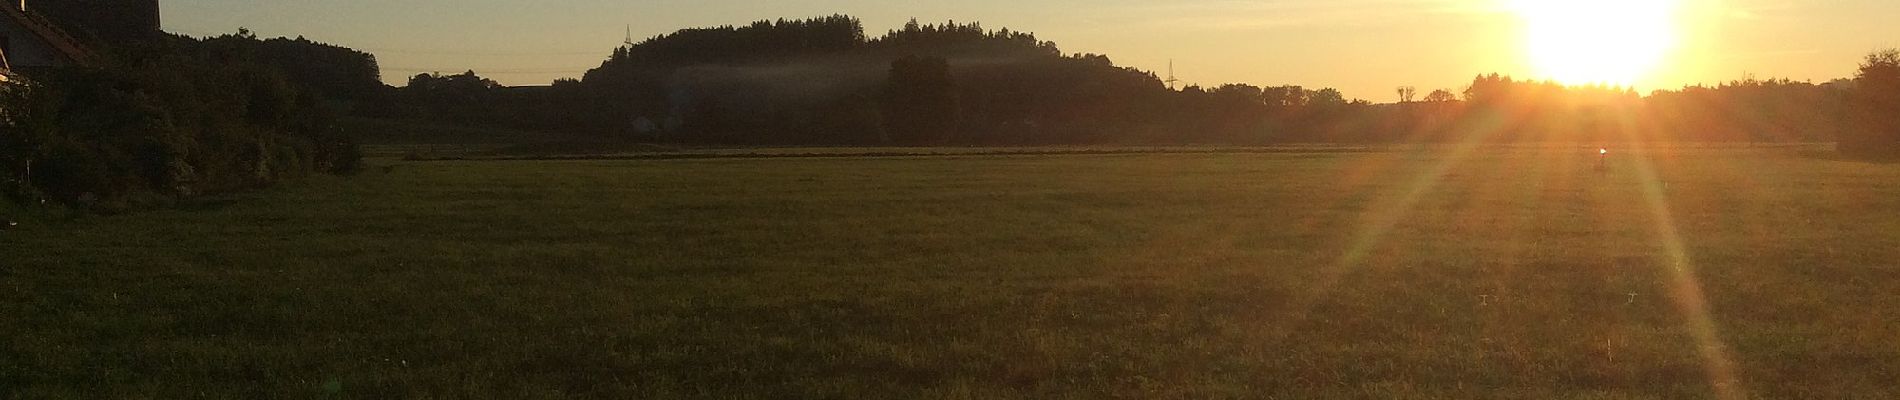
left=1842, top=49, right=1900, bottom=158
left=400, top=71, right=504, bottom=124
left=883, top=56, right=960, bottom=144
left=1311, top=88, right=1347, bottom=107
left=2, top=31, right=361, bottom=209
left=371, top=15, right=1875, bottom=148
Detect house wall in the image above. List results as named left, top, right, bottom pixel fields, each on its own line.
left=0, top=15, right=72, bottom=68
left=27, top=0, right=161, bottom=42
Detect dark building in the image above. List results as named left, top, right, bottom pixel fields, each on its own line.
left=1, top=0, right=158, bottom=77
left=20, top=0, right=161, bottom=44
left=1, top=1, right=95, bottom=74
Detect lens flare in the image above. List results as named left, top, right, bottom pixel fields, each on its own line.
left=1608, top=107, right=1749, bottom=400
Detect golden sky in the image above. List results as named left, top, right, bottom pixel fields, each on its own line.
left=165, top=0, right=1900, bottom=102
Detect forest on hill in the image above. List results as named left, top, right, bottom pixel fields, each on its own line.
left=383, top=15, right=1896, bottom=148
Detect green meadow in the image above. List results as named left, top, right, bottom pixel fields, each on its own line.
left=4, top=147, right=1898, bottom=398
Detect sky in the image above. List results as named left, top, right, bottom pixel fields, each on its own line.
left=162, top=0, right=1900, bottom=102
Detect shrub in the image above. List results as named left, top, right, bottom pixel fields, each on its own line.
left=0, top=33, right=364, bottom=209
left=1841, top=49, right=1900, bottom=159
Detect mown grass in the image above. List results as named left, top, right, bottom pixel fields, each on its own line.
left=3, top=147, right=1898, bottom=398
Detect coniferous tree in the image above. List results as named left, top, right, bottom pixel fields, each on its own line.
left=883, top=56, right=960, bottom=144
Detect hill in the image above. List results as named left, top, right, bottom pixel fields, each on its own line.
left=381, top=15, right=1874, bottom=147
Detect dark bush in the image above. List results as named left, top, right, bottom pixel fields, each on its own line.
left=0, top=33, right=364, bottom=209
left=1841, top=49, right=1900, bottom=159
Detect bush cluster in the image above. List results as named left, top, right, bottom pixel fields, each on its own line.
left=0, top=34, right=360, bottom=210
left=1841, top=49, right=1900, bottom=159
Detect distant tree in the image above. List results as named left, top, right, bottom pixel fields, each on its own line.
left=1211, top=84, right=1264, bottom=104
left=883, top=55, right=960, bottom=144
left=407, top=70, right=500, bottom=93
left=1309, top=88, right=1347, bottom=107
left=1463, top=73, right=1511, bottom=103
left=1842, top=49, right=1900, bottom=158
left=1424, top=89, right=1459, bottom=102
left=1262, top=86, right=1309, bottom=109
left=1397, top=86, right=1417, bottom=103
left=401, top=71, right=503, bottom=124
left=683, top=98, right=736, bottom=137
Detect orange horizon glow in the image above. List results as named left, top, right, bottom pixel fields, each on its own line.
left=167, top=1, right=1900, bottom=100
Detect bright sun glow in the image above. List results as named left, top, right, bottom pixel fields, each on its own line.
left=1509, top=0, right=1681, bottom=86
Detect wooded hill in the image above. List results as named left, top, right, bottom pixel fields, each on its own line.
left=388, top=15, right=1890, bottom=148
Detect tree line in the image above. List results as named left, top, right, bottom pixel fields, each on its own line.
left=379, top=15, right=1900, bottom=155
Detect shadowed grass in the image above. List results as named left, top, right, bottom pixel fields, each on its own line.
left=2, top=148, right=1898, bottom=398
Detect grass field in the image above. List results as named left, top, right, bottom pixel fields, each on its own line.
left=4, top=146, right=1899, bottom=398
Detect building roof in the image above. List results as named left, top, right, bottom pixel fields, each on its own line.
left=0, top=3, right=98, bottom=68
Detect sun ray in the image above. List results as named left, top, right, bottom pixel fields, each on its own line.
left=1259, top=106, right=1524, bottom=346
left=1612, top=106, right=1749, bottom=400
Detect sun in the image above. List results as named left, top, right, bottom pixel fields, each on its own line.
left=1508, top=0, right=1681, bottom=86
